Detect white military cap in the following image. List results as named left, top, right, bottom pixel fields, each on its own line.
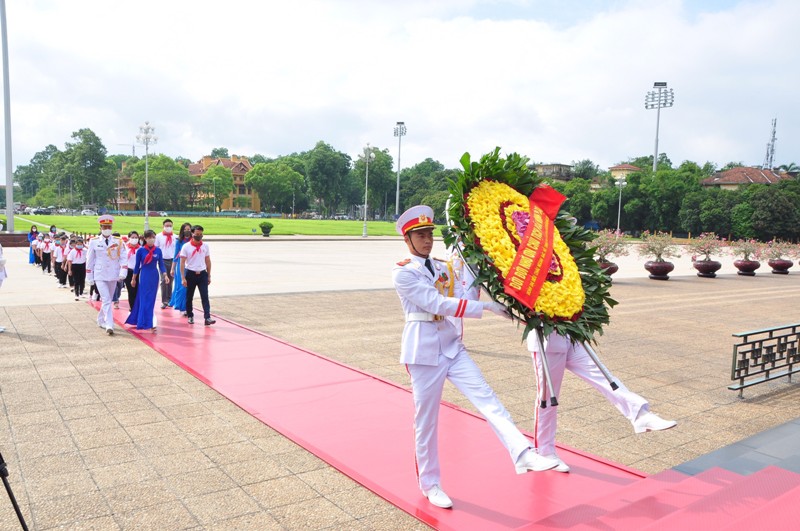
left=396, top=205, right=435, bottom=236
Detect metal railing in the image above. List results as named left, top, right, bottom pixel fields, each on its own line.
left=729, top=323, right=800, bottom=398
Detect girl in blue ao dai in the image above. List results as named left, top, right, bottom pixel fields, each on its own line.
left=169, top=222, right=192, bottom=315
left=125, top=230, right=167, bottom=330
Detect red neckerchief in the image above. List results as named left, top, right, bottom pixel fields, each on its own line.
left=43, top=241, right=51, bottom=251
left=143, top=244, right=156, bottom=265
left=190, top=239, right=203, bottom=257
left=162, top=231, right=173, bottom=247
left=128, top=243, right=140, bottom=259
left=75, top=248, right=83, bottom=258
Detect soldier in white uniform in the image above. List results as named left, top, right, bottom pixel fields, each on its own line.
left=393, top=205, right=557, bottom=510
left=528, top=333, right=677, bottom=472
left=86, top=215, right=123, bottom=335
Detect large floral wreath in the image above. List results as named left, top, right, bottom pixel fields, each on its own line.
left=444, top=148, right=616, bottom=344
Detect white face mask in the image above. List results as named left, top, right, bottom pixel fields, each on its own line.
left=101, top=229, right=112, bottom=237
left=163, top=226, right=173, bottom=234
left=146, top=238, right=156, bottom=246
left=129, top=238, right=139, bottom=245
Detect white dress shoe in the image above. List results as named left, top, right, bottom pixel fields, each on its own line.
left=423, top=485, right=453, bottom=509
left=633, top=412, right=677, bottom=434
left=541, top=454, right=570, bottom=473
left=515, top=449, right=558, bottom=474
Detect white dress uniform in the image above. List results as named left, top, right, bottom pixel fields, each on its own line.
left=528, top=332, right=651, bottom=457
left=87, top=217, right=123, bottom=333
left=393, top=206, right=540, bottom=497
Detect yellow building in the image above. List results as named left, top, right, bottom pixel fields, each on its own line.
left=115, top=155, right=261, bottom=212
left=188, top=155, right=259, bottom=212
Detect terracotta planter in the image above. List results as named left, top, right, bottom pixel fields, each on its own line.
left=734, top=259, right=760, bottom=276
left=768, top=258, right=793, bottom=275
left=644, top=260, right=674, bottom=280
left=693, top=260, right=722, bottom=278
left=599, top=261, right=619, bottom=276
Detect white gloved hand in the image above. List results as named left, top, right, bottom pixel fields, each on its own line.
left=483, top=301, right=511, bottom=319
left=87, top=279, right=95, bottom=287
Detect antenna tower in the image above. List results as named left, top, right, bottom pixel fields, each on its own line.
left=762, top=118, right=776, bottom=170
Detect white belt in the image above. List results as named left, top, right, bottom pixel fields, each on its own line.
left=406, top=312, right=444, bottom=322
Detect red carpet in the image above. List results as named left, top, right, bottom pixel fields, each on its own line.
left=99, top=301, right=644, bottom=529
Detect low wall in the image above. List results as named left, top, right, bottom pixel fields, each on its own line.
left=0, top=233, right=31, bottom=247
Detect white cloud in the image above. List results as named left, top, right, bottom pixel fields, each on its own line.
left=1, top=0, right=798, bottom=186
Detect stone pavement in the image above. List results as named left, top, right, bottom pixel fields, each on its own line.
left=1, top=240, right=800, bottom=529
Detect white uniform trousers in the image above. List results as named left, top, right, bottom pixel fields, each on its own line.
left=95, top=280, right=118, bottom=330
left=407, top=350, right=532, bottom=492
left=530, top=339, right=648, bottom=456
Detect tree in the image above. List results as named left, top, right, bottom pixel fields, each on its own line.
left=561, top=178, right=593, bottom=222
left=200, top=164, right=234, bottom=212
left=304, top=141, right=351, bottom=217
left=14, top=144, right=60, bottom=198
left=210, top=147, right=229, bottom=159
left=130, top=155, right=194, bottom=211
left=571, top=159, right=600, bottom=181
left=63, top=128, right=116, bottom=206
left=353, top=147, right=395, bottom=218
left=749, top=184, right=800, bottom=240
left=245, top=162, right=305, bottom=213
left=249, top=154, right=271, bottom=165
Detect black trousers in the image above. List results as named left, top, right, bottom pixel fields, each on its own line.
left=124, top=269, right=138, bottom=309
left=161, top=259, right=174, bottom=304
left=72, top=263, right=86, bottom=297
left=185, top=269, right=210, bottom=320
left=41, top=252, right=51, bottom=273
left=55, top=262, right=67, bottom=285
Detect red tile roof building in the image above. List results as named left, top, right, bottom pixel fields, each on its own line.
left=701, top=167, right=792, bottom=190
left=189, top=156, right=259, bottom=212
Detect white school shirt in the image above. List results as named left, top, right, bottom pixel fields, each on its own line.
left=39, top=240, right=53, bottom=253
left=67, top=247, right=87, bottom=265
left=155, top=232, right=177, bottom=261
left=53, top=245, right=66, bottom=263
left=179, top=241, right=210, bottom=272
left=124, top=244, right=140, bottom=270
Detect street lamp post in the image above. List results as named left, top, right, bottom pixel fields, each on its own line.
left=615, top=177, right=627, bottom=234
left=393, top=121, right=406, bottom=218
left=362, top=143, right=375, bottom=238
left=212, top=177, right=217, bottom=215
left=136, top=121, right=157, bottom=230
left=645, top=82, right=674, bottom=173
left=1, top=0, right=14, bottom=232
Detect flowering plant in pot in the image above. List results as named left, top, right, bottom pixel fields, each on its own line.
left=686, top=232, right=724, bottom=278
left=729, top=239, right=763, bottom=276
left=763, top=240, right=795, bottom=274
left=591, top=229, right=629, bottom=276
left=636, top=230, right=680, bottom=280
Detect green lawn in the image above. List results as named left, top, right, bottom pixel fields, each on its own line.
left=14, top=215, right=409, bottom=237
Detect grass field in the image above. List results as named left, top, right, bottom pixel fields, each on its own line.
left=13, top=215, right=408, bottom=236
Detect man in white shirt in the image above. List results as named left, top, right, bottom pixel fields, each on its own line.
left=155, top=218, right=177, bottom=309
left=86, top=215, right=123, bottom=335
left=179, top=225, right=215, bottom=326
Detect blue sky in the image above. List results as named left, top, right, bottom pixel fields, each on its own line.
left=1, top=0, right=797, bottom=185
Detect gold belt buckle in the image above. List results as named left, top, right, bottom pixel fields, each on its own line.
left=433, top=315, right=444, bottom=322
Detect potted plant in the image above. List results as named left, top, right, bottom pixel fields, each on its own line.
left=636, top=230, right=680, bottom=280
left=729, top=239, right=763, bottom=276
left=763, top=240, right=794, bottom=274
left=591, top=229, right=629, bottom=276
left=259, top=221, right=274, bottom=237
left=686, top=232, right=724, bottom=278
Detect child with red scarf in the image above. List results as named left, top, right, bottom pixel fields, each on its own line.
left=179, top=224, right=215, bottom=326
left=121, top=230, right=140, bottom=309
left=155, top=219, right=177, bottom=309
left=125, top=229, right=167, bottom=331
left=67, top=237, right=88, bottom=301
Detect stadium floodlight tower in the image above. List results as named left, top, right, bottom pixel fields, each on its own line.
left=645, top=82, right=675, bottom=173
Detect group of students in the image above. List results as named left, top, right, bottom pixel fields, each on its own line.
left=27, top=215, right=215, bottom=336
left=27, top=224, right=91, bottom=302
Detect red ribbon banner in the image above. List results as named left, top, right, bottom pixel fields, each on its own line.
left=503, top=185, right=566, bottom=309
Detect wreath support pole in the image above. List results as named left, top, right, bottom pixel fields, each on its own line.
left=534, top=327, right=558, bottom=407
left=582, top=342, right=619, bottom=391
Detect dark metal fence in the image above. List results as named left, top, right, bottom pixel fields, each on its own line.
left=729, top=323, right=800, bottom=398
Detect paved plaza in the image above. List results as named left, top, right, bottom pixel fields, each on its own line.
left=1, top=238, right=800, bottom=529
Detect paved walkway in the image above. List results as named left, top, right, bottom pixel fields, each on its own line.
left=1, top=240, right=799, bottom=529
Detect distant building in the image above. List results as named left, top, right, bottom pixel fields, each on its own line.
left=701, top=167, right=792, bottom=191
left=608, top=164, right=642, bottom=181
left=116, top=155, right=261, bottom=212
left=534, top=163, right=573, bottom=182
left=188, top=155, right=259, bottom=211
